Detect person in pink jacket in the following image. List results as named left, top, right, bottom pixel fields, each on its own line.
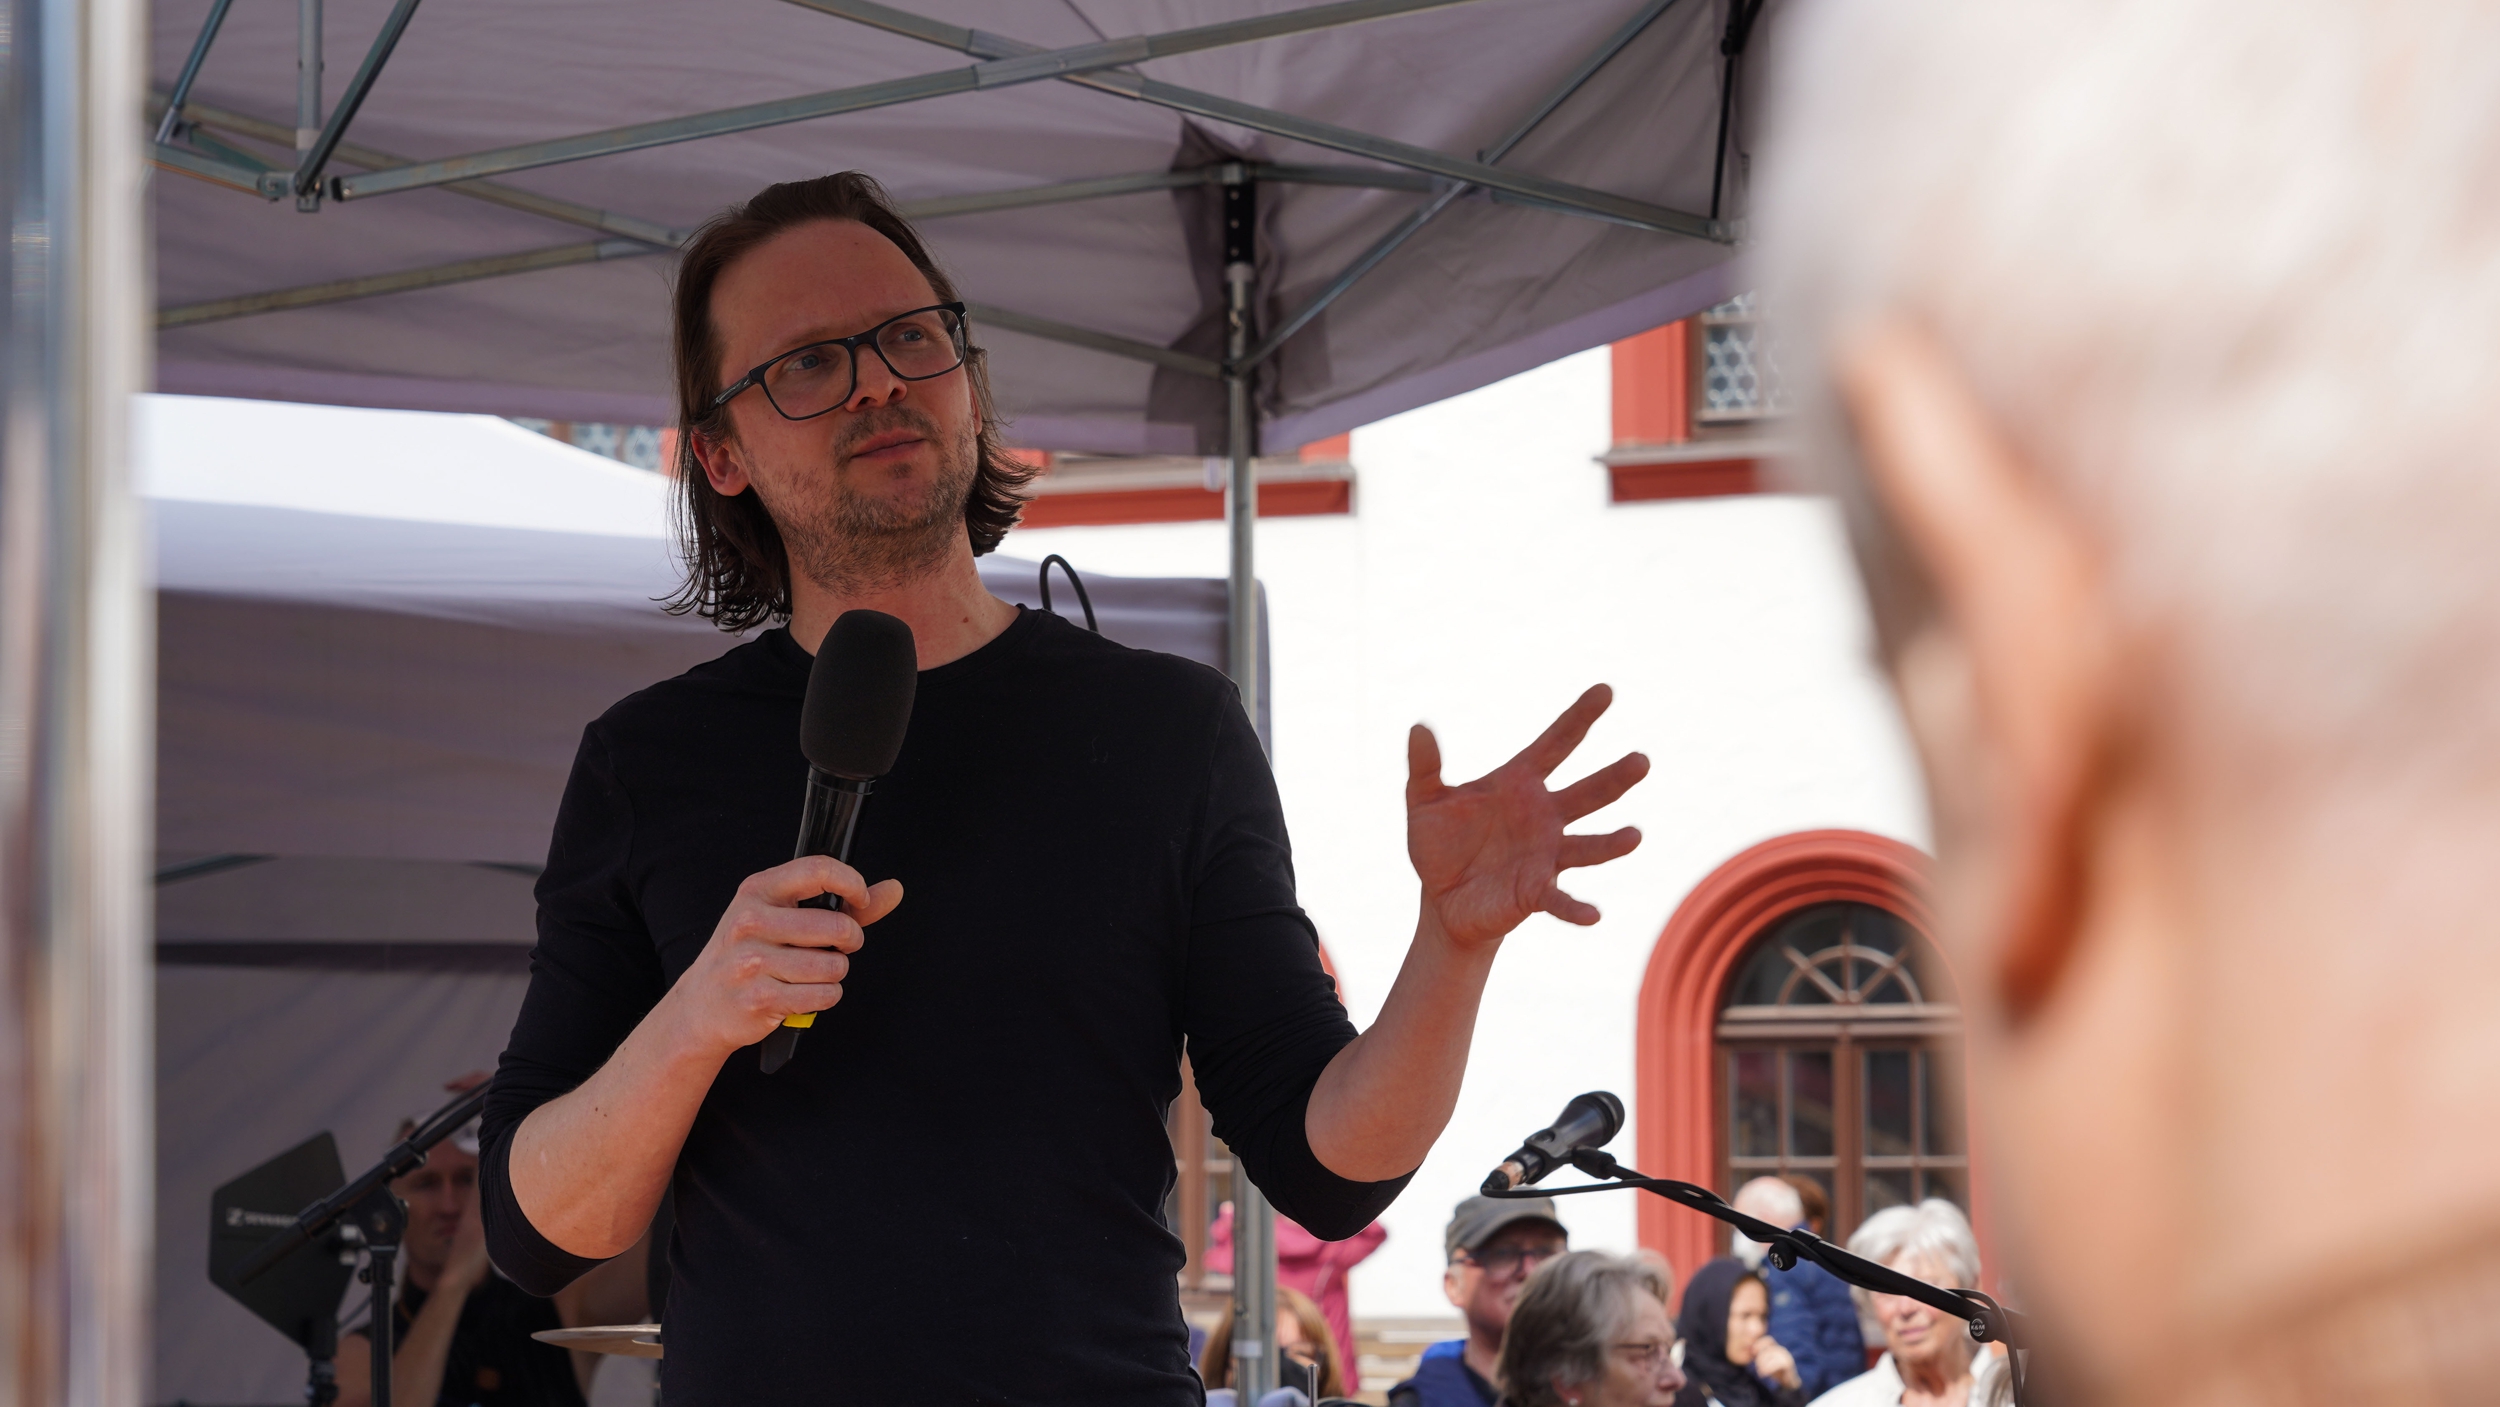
left=1208, top=1201, right=1388, bottom=1378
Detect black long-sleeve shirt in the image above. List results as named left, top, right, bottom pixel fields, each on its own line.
left=479, top=607, right=1408, bottom=1405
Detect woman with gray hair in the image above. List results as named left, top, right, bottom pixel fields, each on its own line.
left=1494, top=1250, right=1688, bottom=1407
left=1809, top=1200, right=2002, bottom=1407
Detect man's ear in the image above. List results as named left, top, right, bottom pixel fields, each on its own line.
left=689, top=426, right=752, bottom=498
left=1833, top=321, right=2114, bottom=1025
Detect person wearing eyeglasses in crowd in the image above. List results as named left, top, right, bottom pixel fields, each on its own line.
left=1390, top=1196, right=1573, bottom=1407
left=1492, top=1250, right=1689, bottom=1407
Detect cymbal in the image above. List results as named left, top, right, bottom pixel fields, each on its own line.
left=532, top=1323, right=663, bottom=1359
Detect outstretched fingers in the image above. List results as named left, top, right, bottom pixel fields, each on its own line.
left=1553, top=751, right=1650, bottom=821
left=1509, top=684, right=1615, bottom=778
left=1557, top=827, right=1642, bottom=872
left=1540, top=884, right=1603, bottom=927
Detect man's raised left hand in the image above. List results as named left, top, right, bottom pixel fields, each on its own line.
left=1406, top=684, right=1648, bottom=950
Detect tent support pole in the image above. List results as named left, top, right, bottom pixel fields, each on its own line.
left=0, top=0, right=152, bottom=1397
left=157, top=238, right=658, bottom=328
left=152, top=93, right=687, bottom=243
left=155, top=0, right=236, bottom=145
left=293, top=0, right=426, bottom=208
left=296, top=0, right=321, bottom=154
left=963, top=302, right=1222, bottom=380
left=1219, top=165, right=1278, bottom=1407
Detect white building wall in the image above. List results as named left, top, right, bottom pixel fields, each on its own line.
left=999, top=346, right=1930, bottom=1320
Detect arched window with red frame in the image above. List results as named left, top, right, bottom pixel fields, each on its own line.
left=1635, top=831, right=1981, bottom=1285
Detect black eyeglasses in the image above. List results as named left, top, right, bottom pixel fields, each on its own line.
left=711, top=302, right=969, bottom=422
left=1459, top=1244, right=1564, bottom=1276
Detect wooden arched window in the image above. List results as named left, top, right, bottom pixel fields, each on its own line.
left=1717, top=902, right=1966, bottom=1236
left=1635, top=831, right=1967, bottom=1280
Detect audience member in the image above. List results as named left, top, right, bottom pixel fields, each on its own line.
left=1760, top=0, right=2500, bottom=1399
left=1494, top=1250, right=1687, bottom=1407
left=1778, top=1177, right=1830, bottom=1241
left=1673, top=1260, right=1806, bottom=1407
left=333, top=1077, right=641, bottom=1406
left=1210, top=1200, right=1389, bottom=1376
left=1201, top=1285, right=1349, bottom=1402
left=1388, top=1195, right=1568, bottom=1407
left=1806, top=1202, right=1999, bottom=1407
left=1729, top=1177, right=1863, bottom=1396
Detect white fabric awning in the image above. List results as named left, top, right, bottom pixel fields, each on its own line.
left=149, top=0, right=1763, bottom=454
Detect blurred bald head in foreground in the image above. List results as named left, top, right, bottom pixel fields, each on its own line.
left=1760, top=0, right=2500, bottom=1401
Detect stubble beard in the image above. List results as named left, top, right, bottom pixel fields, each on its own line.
left=778, top=406, right=980, bottom=598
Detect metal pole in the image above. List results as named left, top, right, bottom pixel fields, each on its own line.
left=296, top=0, right=322, bottom=210
left=1217, top=165, right=1277, bottom=1405
left=1222, top=167, right=1261, bottom=716
left=152, top=0, right=236, bottom=146
left=0, top=0, right=154, bottom=1400
left=292, top=0, right=428, bottom=206
left=296, top=0, right=322, bottom=149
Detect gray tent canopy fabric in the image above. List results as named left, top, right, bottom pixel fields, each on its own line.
left=144, top=394, right=1255, bottom=1403
left=149, top=0, right=1762, bottom=454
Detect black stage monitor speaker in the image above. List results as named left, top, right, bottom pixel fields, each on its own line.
left=210, top=1131, right=357, bottom=1350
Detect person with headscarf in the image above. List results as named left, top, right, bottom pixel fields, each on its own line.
left=1673, top=1259, right=1808, bottom=1407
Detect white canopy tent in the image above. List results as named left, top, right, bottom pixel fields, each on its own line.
left=148, top=0, right=1756, bottom=453
left=144, top=394, right=1251, bottom=1403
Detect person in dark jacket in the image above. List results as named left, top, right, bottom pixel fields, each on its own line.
left=1389, top=1195, right=1570, bottom=1407
left=1672, top=1259, right=1807, bottom=1407
left=1731, top=1177, right=1868, bottom=1398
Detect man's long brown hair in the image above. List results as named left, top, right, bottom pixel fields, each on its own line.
left=665, top=172, right=1036, bottom=631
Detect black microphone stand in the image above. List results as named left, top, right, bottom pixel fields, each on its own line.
left=1488, top=1149, right=2032, bottom=1406
left=234, top=1084, right=491, bottom=1407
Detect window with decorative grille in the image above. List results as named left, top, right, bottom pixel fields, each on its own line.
left=1697, top=293, right=1790, bottom=424
left=1716, top=902, right=1966, bottom=1242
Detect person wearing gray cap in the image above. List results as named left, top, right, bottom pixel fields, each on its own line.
left=1388, top=1195, right=1570, bottom=1407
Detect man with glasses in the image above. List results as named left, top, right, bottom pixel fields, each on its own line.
left=475, top=172, right=1648, bottom=1407
left=1391, top=1195, right=1572, bottom=1407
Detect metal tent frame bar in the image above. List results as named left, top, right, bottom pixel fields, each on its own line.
left=790, top=0, right=1721, bottom=239
left=1243, top=0, right=1687, bottom=369
left=153, top=0, right=1727, bottom=362
left=154, top=0, right=1485, bottom=202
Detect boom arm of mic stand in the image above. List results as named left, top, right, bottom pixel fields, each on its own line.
left=232, top=1083, right=491, bottom=1286
left=1486, top=1150, right=2031, bottom=1352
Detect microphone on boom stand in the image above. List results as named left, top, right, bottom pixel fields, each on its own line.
left=758, top=609, right=918, bottom=1075
left=1482, top=1091, right=1624, bottom=1194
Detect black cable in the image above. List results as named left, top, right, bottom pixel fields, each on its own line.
left=1038, top=555, right=1098, bottom=632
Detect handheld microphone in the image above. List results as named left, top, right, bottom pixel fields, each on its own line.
left=1482, top=1091, right=1624, bottom=1194
left=758, top=609, right=917, bottom=1074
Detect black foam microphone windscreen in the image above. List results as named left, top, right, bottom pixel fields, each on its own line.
left=1483, top=1090, right=1626, bottom=1193
left=760, top=609, right=918, bottom=1074
left=800, top=609, right=918, bottom=780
